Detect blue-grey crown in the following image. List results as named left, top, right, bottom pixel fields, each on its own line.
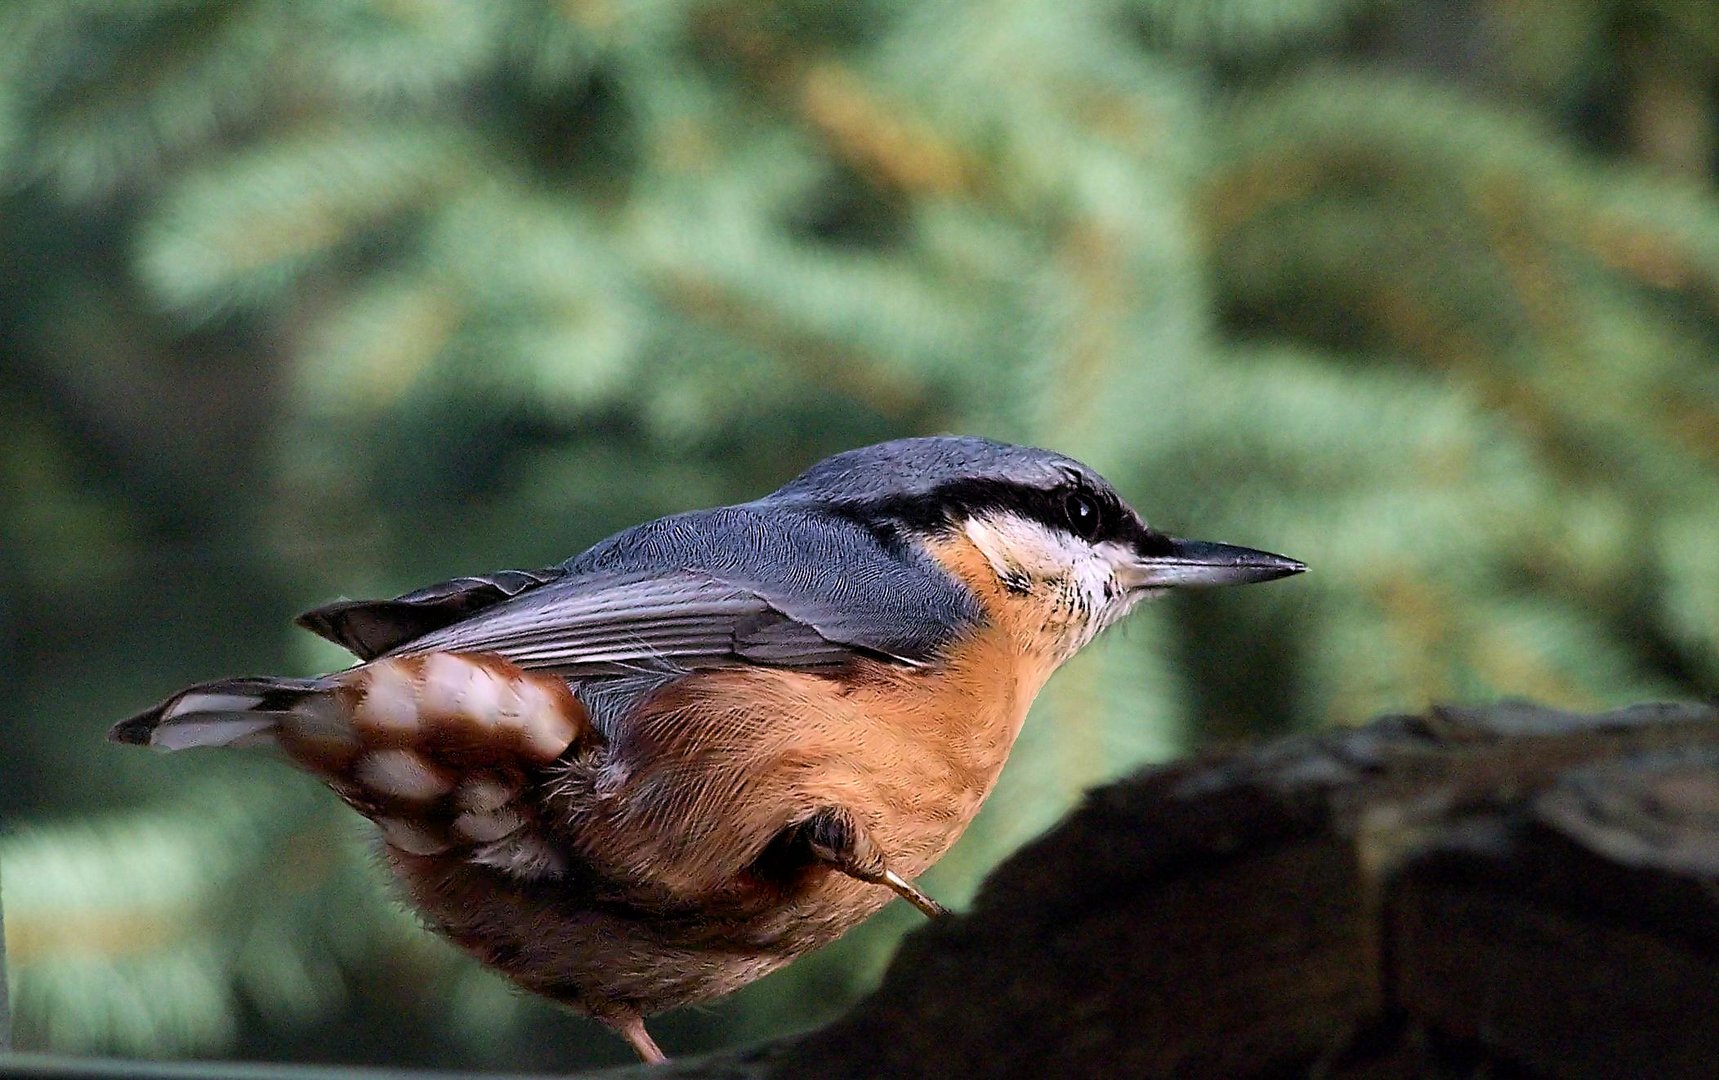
left=761, top=436, right=1154, bottom=551
left=766, top=436, right=1099, bottom=507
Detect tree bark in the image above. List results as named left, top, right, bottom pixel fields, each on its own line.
left=665, top=700, right=1719, bottom=1079
left=6, top=701, right=1718, bottom=1079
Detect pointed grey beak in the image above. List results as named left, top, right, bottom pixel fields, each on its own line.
left=1120, top=537, right=1306, bottom=591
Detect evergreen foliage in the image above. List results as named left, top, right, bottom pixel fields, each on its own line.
left=1, top=0, right=1714, bottom=1068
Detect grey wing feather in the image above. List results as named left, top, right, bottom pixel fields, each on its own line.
left=297, top=568, right=562, bottom=660
left=559, top=505, right=982, bottom=664
left=389, top=570, right=863, bottom=674
left=324, top=504, right=979, bottom=684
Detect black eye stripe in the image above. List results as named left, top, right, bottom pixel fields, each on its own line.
left=851, top=477, right=1140, bottom=548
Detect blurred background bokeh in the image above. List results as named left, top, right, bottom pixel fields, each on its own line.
left=1, top=0, right=1715, bottom=1070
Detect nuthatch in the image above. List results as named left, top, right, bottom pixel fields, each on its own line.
left=113, top=436, right=1304, bottom=1063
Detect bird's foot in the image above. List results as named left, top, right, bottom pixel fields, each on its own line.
left=792, top=806, right=952, bottom=919
left=878, top=867, right=951, bottom=918
left=606, top=1011, right=667, bottom=1065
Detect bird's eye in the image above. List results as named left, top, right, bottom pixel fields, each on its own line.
left=1062, top=491, right=1101, bottom=540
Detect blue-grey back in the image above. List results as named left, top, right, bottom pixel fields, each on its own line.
left=562, top=503, right=982, bottom=665
left=296, top=436, right=1080, bottom=675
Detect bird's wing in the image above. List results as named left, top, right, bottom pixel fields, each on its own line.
left=296, top=568, right=565, bottom=661
left=299, top=504, right=981, bottom=673
left=380, top=567, right=895, bottom=675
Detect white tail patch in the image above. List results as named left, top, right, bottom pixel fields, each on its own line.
left=149, top=716, right=279, bottom=751
left=378, top=816, right=450, bottom=856
left=174, top=692, right=268, bottom=715
left=125, top=652, right=591, bottom=883
left=355, top=749, right=454, bottom=802
left=455, top=778, right=516, bottom=813
left=353, top=662, right=420, bottom=735
left=342, top=652, right=584, bottom=763
left=453, top=807, right=523, bottom=843
left=470, top=833, right=566, bottom=878
left=419, top=652, right=503, bottom=719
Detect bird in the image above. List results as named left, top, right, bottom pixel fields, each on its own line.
left=111, top=435, right=1305, bottom=1064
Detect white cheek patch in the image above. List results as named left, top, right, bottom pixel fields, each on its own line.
left=962, top=514, right=1037, bottom=587
left=961, top=513, right=1106, bottom=588
left=960, top=513, right=1147, bottom=655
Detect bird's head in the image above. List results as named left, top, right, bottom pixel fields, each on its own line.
left=770, top=436, right=1305, bottom=661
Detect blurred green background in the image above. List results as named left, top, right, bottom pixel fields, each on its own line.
left=1, top=0, right=1715, bottom=1070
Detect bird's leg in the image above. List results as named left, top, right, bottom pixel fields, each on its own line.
left=799, top=807, right=950, bottom=919
left=604, top=1011, right=666, bottom=1065
left=872, top=866, right=952, bottom=919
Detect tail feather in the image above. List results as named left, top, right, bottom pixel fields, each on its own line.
left=113, top=654, right=593, bottom=879
left=110, top=676, right=326, bottom=751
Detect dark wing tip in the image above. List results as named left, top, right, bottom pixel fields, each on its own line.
left=292, top=605, right=338, bottom=638
left=109, top=708, right=162, bottom=746
left=295, top=598, right=427, bottom=661
left=296, top=570, right=562, bottom=660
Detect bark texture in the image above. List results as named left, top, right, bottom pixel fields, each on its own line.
left=9, top=702, right=1716, bottom=1080
left=639, top=701, right=1719, bottom=1079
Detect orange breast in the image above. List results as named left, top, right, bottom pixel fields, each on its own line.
left=562, top=528, right=1062, bottom=896
left=380, top=530, right=1070, bottom=1017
